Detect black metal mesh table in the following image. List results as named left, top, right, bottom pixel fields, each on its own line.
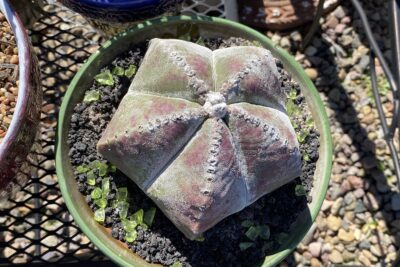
left=0, top=2, right=229, bottom=265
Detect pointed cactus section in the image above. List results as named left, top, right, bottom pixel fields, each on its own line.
left=97, top=39, right=302, bottom=239
left=129, top=38, right=213, bottom=102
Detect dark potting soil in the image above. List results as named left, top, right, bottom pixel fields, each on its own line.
left=67, top=37, right=320, bottom=267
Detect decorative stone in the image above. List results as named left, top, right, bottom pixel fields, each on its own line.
left=97, top=39, right=301, bottom=239
left=391, top=194, right=400, bottom=211
left=327, top=215, right=341, bottom=231
left=329, top=250, right=343, bottom=264
left=309, top=242, right=322, bottom=257
left=338, top=228, right=355, bottom=243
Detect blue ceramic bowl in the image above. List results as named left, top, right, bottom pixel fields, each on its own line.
left=60, top=0, right=183, bottom=23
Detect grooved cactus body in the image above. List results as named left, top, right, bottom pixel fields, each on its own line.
left=97, top=39, right=302, bottom=239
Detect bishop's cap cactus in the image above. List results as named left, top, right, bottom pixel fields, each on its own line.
left=97, top=38, right=302, bottom=239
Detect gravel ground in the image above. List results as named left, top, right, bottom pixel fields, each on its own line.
left=67, top=37, right=319, bottom=267
left=270, top=1, right=400, bottom=266
left=0, top=11, right=18, bottom=142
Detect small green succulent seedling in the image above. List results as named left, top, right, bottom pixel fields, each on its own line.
left=97, top=38, right=302, bottom=239
left=94, top=70, right=114, bottom=86
left=294, top=184, right=307, bottom=196
left=83, top=90, right=101, bottom=104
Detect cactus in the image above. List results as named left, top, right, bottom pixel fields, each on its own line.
left=97, top=39, right=302, bottom=239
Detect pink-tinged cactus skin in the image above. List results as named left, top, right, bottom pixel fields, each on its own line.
left=97, top=38, right=302, bottom=239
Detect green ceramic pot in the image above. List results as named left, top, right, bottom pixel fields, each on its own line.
left=56, top=15, right=332, bottom=267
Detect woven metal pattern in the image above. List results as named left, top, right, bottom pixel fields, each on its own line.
left=0, top=4, right=105, bottom=265
left=182, top=0, right=226, bottom=17
left=0, top=1, right=227, bottom=265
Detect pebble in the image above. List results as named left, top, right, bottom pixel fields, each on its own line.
left=305, top=68, right=318, bottom=80
left=327, top=215, right=341, bottom=231
left=0, top=16, right=18, bottom=143
left=305, top=46, right=318, bottom=57
left=310, top=258, right=322, bottom=267
left=334, top=6, right=346, bottom=19
left=328, top=250, right=343, bottom=264
left=338, top=229, right=355, bottom=243
left=391, top=194, right=400, bottom=211
left=308, top=242, right=322, bottom=257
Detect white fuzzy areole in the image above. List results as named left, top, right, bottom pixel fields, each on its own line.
left=203, top=92, right=227, bottom=118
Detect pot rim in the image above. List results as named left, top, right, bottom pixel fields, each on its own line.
left=0, top=2, right=34, bottom=172
left=56, top=15, right=332, bottom=267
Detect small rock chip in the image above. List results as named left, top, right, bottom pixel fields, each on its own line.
left=305, top=68, right=318, bottom=81
left=338, top=228, right=355, bottom=243
left=327, top=215, right=341, bottom=231
left=308, top=242, right=322, bottom=257
left=391, top=194, right=400, bottom=211
left=10, top=55, right=18, bottom=64
left=329, top=250, right=343, bottom=264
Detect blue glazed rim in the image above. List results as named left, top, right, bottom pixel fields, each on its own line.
left=60, top=0, right=183, bottom=23
left=66, top=0, right=168, bottom=9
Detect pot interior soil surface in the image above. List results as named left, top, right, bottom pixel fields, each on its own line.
left=0, top=11, right=18, bottom=142
left=67, top=37, right=320, bottom=267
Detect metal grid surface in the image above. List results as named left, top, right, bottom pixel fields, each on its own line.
left=0, top=1, right=228, bottom=265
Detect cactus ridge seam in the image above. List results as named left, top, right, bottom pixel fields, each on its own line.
left=139, top=108, right=207, bottom=134
left=165, top=44, right=209, bottom=99
left=220, top=55, right=263, bottom=99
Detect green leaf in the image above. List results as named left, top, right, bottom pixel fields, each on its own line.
left=194, top=235, right=205, bottom=242
left=306, top=117, right=314, bottom=128
left=377, top=161, right=385, bottom=172
left=144, top=207, right=156, bottom=227
left=98, top=163, right=108, bottom=177
left=102, top=178, right=110, bottom=198
left=241, top=220, right=254, bottom=228
left=245, top=226, right=261, bottom=241
left=94, top=208, right=105, bottom=222
left=196, top=36, right=205, bottom=46
left=303, top=153, right=310, bottom=162
left=251, top=40, right=263, bottom=47
left=139, top=223, right=148, bottom=230
left=83, top=90, right=101, bottom=104
left=288, top=88, right=297, bottom=100
left=109, top=164, right=117, bottom=173
left=124, top=65, right=137, bottom=79
left=259, top=225, right=270, bottom=240
left=297, top=129, right=308, bottom=144
left=91, top=187, right=102, bottom=200
left=132, top=209, right=144, bottom=225
left=86, top=170, right=96, bottom=186
left=112, top=66, right=125, bottom=76
left=171, top=261, right=183, bottom=267
left=116, top=187, right=128, bottom=202
left=94, top=70, right=114, bottom=86
left=94, top=198, right=107, bottom=209
left=286, top=99, right=299, bottom=117
left=295, top=184, right=306, bottom=196
left=239, top=242, right=253, bottom=251
left=122, top=218, right=138, bottom=232
left=76, top=165, right=89, bottom=174
left=125, top=230, right=137, bottom=243
left=111, top=200, right=118, bottom=208
left=117, top=201, right=129, bottom=219
left=91, top=160, right=101, bottom=168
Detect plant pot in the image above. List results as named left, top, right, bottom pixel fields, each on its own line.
left=59, top=0, right=183, bottom=35
left=56, top=15, right=332, bottom=267
left=0, top=0, right=42, bottom=198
